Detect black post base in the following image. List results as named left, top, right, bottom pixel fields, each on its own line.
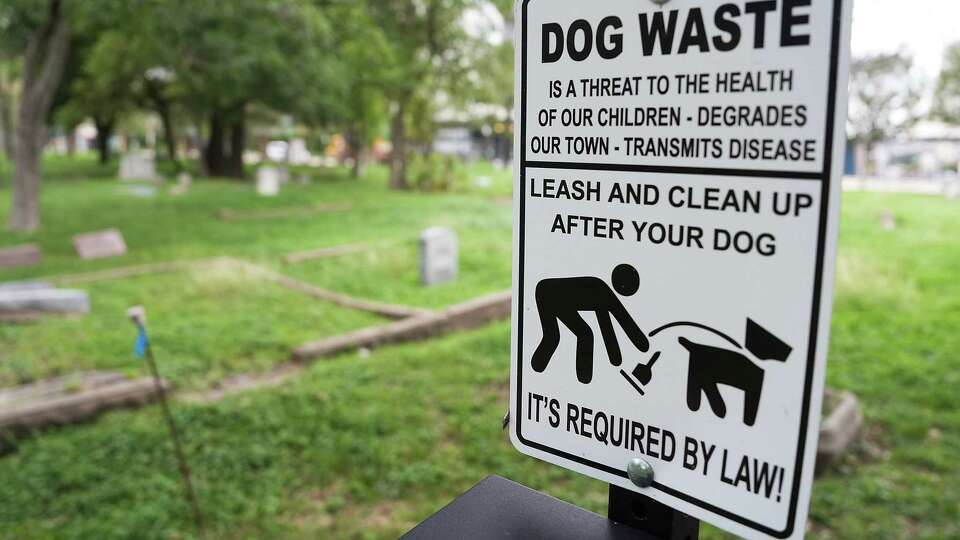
left=608, top=484, right=699, bottom=540
left=402, top=476, right=700, bottom=540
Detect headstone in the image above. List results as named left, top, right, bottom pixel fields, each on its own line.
left=297, top=173, right=311, bottom=185
left=0, top=244, right=41, bottom=268
left=118, top=151, right=158, bottom=181
left=288, top=138, right=312, bottom=165
left=474, top=176, right=493, bottom=189
left=510, top=2, right=852, bottom=539
left=73, top=229, right=127, bottom=260
left=0, top=288, right=90, bottom=314
left=256, top=166, right=282, bottom=196
left=171, top=172, right=193, bottom=196
left=419, top=227, right=458, bottom=286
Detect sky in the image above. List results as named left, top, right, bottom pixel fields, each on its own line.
left=467, top=1, right=958, bottom=81
left=851, top=0, right=959, bottom=81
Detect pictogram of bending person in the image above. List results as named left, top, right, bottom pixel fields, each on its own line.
left=531, top=264, right=649, bottom=384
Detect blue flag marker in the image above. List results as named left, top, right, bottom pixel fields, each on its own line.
left=134, top=326, right=149, bottom=359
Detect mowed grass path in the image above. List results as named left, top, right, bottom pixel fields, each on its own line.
left=0, top=158, right=957, bottom=539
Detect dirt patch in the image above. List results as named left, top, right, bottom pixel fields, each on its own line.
left=179, top=364, right=303, bottom=404
left=217, top=204, right=353, bottom=222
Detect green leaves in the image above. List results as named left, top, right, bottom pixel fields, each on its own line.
left=933, top=42, right=960, bottom=125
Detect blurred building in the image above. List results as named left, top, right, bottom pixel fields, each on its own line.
left=852, top=121, right=960, bottom=178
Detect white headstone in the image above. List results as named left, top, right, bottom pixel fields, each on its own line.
left=419, top=227, right=458, bottom=286
left=288, top=138, right=312, bottom=165
left=170, top=172, right=193, bottom=196
left=510, top=2, right=853, bottom=539
left=256, top=166, right=282, bottom=196
left=118, top=152, right=158, bottom=181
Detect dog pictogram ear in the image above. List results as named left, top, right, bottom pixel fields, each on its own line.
left=745, top=318, right=792, bottom=362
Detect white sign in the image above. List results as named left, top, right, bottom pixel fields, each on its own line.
left=509, top=1, right=852, bottom=539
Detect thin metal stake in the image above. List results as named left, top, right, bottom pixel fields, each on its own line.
left=130, top=308, right=205, bottom=538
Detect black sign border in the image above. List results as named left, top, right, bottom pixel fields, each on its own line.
left=514, top=1, right=845, bottom=537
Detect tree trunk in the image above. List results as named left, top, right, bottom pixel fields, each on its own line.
left=351, top=149, right=362, bottom=178
left=863, top=141, right=874, bottom=176
left=203, top=111, right=225, bottom=177
left=94, top=118, right=113, bottom=165
left=65, top=126, right=75, bottom=156
left=145, top=80, right=178, bottom=165
left=159, top=106, right=177, bottom=164
left=226, top=108, right=245, bottom=179
left=10, top=0, right=70, bottom=232
left=0, top=84, right=14, bottom=160
left=346, top=129, right=362, bottom=178
left=388, top=98, right=409, bottom=190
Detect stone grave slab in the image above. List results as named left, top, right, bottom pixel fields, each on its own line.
left=0, top=281, right=53, bottom=292
left=127, top=185, right=157, bottom=198
left=0, top=244, right=41, bottom=268
left=420, top=227, right=458, bottom=286
left=73, top=229, right=127, bottom=260
left=0, top=288, right=90, bottom=314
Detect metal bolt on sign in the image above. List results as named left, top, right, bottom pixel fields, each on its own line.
left=627, top=458, right=655, bottom=488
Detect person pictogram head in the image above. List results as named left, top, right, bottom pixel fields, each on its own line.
left=612, top=263, right=639, bottom=296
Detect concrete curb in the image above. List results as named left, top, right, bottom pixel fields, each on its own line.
left=293, top=291, right=511, bottom=361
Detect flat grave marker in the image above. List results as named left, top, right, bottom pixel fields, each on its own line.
left=73, top=229, right=128, bottom=260
left=0, top=288, right=90, bottom=314
left=510, top=1, right=853, bottom=539
left=0, top=244, right=41, bottom=268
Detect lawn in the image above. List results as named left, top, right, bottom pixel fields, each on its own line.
left=0, top=155, right=956, bottom=539
left=0, top=157, right=512, bottom=388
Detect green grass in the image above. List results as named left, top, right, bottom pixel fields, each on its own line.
left=0, top=155, right=957, bottom=539
left=0, top=157, right=512, bottom=307
left=0, top=156, right=511, bottom=387
left=0, top=264, right=382, bottom=389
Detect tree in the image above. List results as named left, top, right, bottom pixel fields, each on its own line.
left=55, top=31, right=139, bottom=164
left=0, top=60, right=18, bottom=160
left=316, top=2, right=390, bottom=178
left=933, top=42, right=960, bottom=125
left=142, top=0, right=337, bottom=179
left=847, top=51, right=924, bottom=173
left=0, top=0, right=71, bottom=231
left=367, top=0, right=481, bottom=190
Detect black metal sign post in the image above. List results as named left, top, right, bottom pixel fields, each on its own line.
left=608, top=484, right=699, bottom=540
